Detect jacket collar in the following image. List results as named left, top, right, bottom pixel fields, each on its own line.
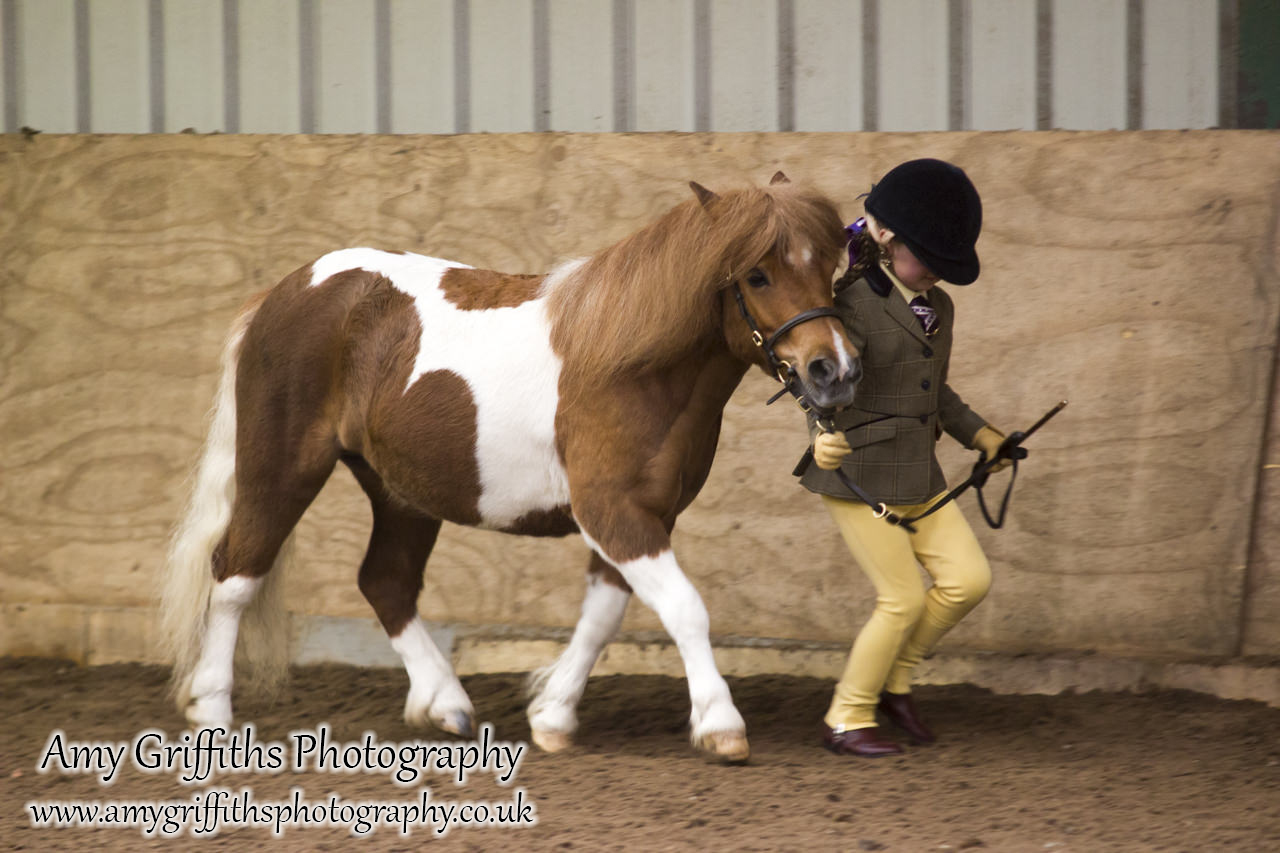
left=866, top=264, right=893, bottom=297
left=867, top=266, right=932, bottom=345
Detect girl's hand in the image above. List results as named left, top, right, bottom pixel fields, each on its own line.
left=814, top=431, right=853, bottom=470
left=973, top=425, right=1011, bottom=473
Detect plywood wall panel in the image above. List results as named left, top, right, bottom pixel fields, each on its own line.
left=1, top=131, right=1277, bottom=661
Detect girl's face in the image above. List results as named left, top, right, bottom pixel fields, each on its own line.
left=887, top=241, right=940, bottom=292
left=863, top=215, right=940, bottom=292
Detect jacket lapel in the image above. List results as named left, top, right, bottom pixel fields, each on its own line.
left=868, top=266, right=931, bottom=345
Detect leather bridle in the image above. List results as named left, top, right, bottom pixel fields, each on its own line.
left=730, top=281, right=844, bottom=415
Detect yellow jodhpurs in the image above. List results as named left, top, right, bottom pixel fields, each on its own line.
left=821, top=493, right=992, bottom=731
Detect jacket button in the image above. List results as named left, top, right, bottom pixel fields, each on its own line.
left=921, top=379, right=931, bottom=390
left=923, top=347, right=933, bottom=357
left=919, top=415, right=928, bottom=424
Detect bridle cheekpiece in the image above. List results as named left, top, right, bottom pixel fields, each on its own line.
left=730, top=281, right=843, bottom=416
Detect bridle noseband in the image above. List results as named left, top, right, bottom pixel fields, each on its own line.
left=730, top=281, right=843, bottom=414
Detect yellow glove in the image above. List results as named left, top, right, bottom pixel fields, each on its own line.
left=814, top=430, right=852, bottom=470
left=972, top=425, right=1011, bottom=473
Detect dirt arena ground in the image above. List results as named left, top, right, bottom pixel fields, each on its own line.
left=3, top=657, right=1278, bottom=852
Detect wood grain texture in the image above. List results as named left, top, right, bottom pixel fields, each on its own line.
left=1, top=131, right=1278, bottom=662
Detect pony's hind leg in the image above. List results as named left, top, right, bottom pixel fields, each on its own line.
left=526, top=554, right=631, bottom=752
left=184, top=463, right=333, bottom=729
left=166, top=295, right=338, bottom=731
left=185, top=572, right=261, bottom=729
left=348, top=460, right=474, bottom=737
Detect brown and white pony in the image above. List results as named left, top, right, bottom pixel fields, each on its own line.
left=161, top=174, right=859, bottom=763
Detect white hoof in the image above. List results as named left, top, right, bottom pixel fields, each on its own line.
left=694, top=730, right=750, bottom=764
left=185, top=693, right=232, bottom=732
left=531, top=728, right=574, bottom=753
left=431, top=709, right=475, bottom=738
left=404, top=684, right=475, bottom=737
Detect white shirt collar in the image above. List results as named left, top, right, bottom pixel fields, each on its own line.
left=881, top=262, right=927, bottom=304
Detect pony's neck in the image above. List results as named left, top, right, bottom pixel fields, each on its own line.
left=545, top=198, right=735, bottom=389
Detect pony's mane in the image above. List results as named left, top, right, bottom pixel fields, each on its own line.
left=545, top=182, right=844, bottom=389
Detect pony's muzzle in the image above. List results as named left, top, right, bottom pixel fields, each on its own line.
left=804, top=355, right=860, bottom=410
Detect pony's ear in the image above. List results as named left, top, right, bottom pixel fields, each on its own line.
left=689, top=181, right=719, bottom=211
left=770, top=171, right=790, bottom=185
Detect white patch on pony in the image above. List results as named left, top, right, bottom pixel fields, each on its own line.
left=186, top=574, right=262, bottom=730
left=832, top=327, right=855, bottom=376
left=308, top=248, right=471, bottom=287
left=787, top=243, right=814, bottom=269
left=575, top=531, right=746, bottom=742
left=308, top=248, right=574, bottom=530
left=390, top=616, right=474, bottom=732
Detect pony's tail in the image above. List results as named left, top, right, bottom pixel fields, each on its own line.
left=160, top=294, right=291, bottom=711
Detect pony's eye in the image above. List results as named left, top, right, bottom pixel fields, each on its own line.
left=746, top=268, right=769, bottom=288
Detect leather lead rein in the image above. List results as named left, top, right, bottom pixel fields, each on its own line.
left=803, top=400, right=1068, bottom=533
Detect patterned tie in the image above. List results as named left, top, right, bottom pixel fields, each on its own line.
left=909, top=295, right=938, bottom=337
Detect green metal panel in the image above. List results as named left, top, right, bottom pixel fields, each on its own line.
left=1238, top=0, right=1280, bottom=127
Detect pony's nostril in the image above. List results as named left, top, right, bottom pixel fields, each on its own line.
left=808, top=357, right=835, bottom=386
left=848, top=359, right=863, bottom=385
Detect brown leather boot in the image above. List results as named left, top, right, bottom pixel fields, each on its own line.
left=878, top=691, right=936, bottom=744
left=821, top=724, right=904, bottom=757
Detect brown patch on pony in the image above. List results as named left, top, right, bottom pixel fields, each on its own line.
left=544, top=182, right=845, bottom=394
left=588, top=552, right=633, bottom=593
left=501, top=505, right=578, bottom=537
left=318, top=271, right=483, bottom=525
left=333, top=270, right=427, bottom=451
left=555, top=344, right=749, bottom=564
left=342, top=452, right=444, bottom=638
left=361, top=368, right=484, bottom=527
left=440, top=268, right=545, bottom=310
left=211, top=264, right=363, bottom=581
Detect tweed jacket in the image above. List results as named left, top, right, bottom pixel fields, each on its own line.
left=800, top=266, right=988, bottom=505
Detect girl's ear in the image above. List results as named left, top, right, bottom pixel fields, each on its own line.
left=863, top=214, right=894, bottom=244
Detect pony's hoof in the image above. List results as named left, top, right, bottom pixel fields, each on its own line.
left=185, top=696, right=232, bottom=732
left=531, top=729, right=574, bottom=753
left=433, top=710, right=475, bottom=738
left=697, top=731, right=750, bottom=764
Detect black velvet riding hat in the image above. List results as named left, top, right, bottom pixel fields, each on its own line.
left=864, top=158, right=983, bottom=285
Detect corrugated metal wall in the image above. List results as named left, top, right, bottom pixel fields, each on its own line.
left=0, top=0, right=1238, bottom=134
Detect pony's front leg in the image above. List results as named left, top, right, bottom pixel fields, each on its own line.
left=577, top=520, right=749, bottom=763
left=526, top=554, right=632, bottom=752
